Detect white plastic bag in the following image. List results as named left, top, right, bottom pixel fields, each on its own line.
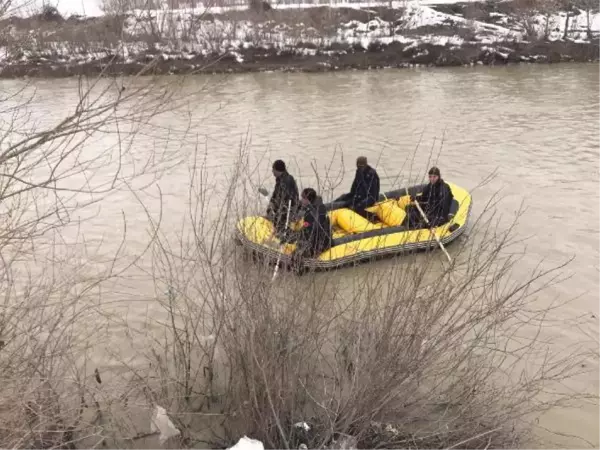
left=294, top=422, right=310, bottom=432
left=227, top=436, right=265, bottom=450
left=150, top=405, right=181, bottom=445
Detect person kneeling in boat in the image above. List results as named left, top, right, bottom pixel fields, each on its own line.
left=283, top=188, right=332, bottom=265
left=336, top=156, right=380, bottom=219
left=267, top=159, right=299, bottom=237
left=407, top=166, right=454, bottom=229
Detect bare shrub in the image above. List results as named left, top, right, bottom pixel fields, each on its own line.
left=0, top=0, right=10, bottom=16
left=0, top=55, right=205, bottom=447
left=537, top=0, right=565, bottom=38
left=0, top=13, right=128, bottom=62
left=576, top=0, right=600, bottom=39
left=464, top=2, right=488, bottom=21
left=101, top=0, right=161, bottom=15
left=249, top=0, right=272, bottom=13
left=512, top=0, right=544, bottom=39
left=77, top=146, right=598, bottom=449
left=39, top=4, right=63, bottom=21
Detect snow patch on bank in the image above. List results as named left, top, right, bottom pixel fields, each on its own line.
left=121, top=2, right=598, bottom=51
left=0, top=1, right=598, bottom=69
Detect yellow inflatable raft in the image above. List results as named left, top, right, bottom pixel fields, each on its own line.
left=235, top=182, right=472, bottom=272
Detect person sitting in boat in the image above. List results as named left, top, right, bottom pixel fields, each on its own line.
left=336, top=156, right=380, bottom=219
left=267, top=159, right=299, bottom=236
left=283, top=187, right=332, bottom=262
left=407, top=166, right=454, bottom=229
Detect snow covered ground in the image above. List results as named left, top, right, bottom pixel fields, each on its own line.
left=0, top=0, right=598, bottom=74
left=120, top=1, right=599, bottom=52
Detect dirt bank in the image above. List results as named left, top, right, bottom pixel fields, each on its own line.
left=0, top=38, right=597, bottom=78
left=0, top=1, right=598, bottom=78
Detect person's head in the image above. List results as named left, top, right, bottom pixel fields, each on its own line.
left=272, top=160, right=286, bottom=178
left=301, top=187, right=317, bottom=206
left=428, top=166, right=441, bottom=184
left=356, top=156, right=368, bottom=171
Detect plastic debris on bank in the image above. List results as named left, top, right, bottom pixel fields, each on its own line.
left=227, top=436, right=265, bottom=450
left=150, top=405, right=181, bottom=444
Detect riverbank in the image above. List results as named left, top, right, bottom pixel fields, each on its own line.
left=0, top=0, right=598, bottom=77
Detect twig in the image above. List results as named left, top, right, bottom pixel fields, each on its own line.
left=445, top=426, right=503, bottom=449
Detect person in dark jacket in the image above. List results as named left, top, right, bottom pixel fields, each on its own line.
left=406, top=167, right=454, bottom=229
left=336, top=156, right=380, bottom=219
left=267, top=159, right=299, bottom=236
left=284, top=188, right=332, bottom=263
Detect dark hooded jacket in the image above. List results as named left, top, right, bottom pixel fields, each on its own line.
left=349, top=165, right=380, bottom=209
left=269, top=171, right=299, bottom=216
left=296, top=196, right=332, bottom=257
left=417, top=178, right=454, bottom=225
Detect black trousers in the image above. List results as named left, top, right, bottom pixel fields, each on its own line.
left=405, top=205, right=423, bottom=229
left=406, top=205, right=447, bottom=229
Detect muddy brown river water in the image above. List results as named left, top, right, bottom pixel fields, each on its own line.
left=2, top=63, right=598, bottom=447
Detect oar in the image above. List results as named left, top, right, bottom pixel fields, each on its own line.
left=407, top=188, right=452, bottom=264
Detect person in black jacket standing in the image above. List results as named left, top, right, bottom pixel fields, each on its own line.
left=267, top=159, right=299, bottom=236
left=407, top=167, right=454, bottom=229
left=336, top=156, right=380, bottom=219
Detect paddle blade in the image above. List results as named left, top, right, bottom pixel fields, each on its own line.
left=258, top=187, right=269, bottom=197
